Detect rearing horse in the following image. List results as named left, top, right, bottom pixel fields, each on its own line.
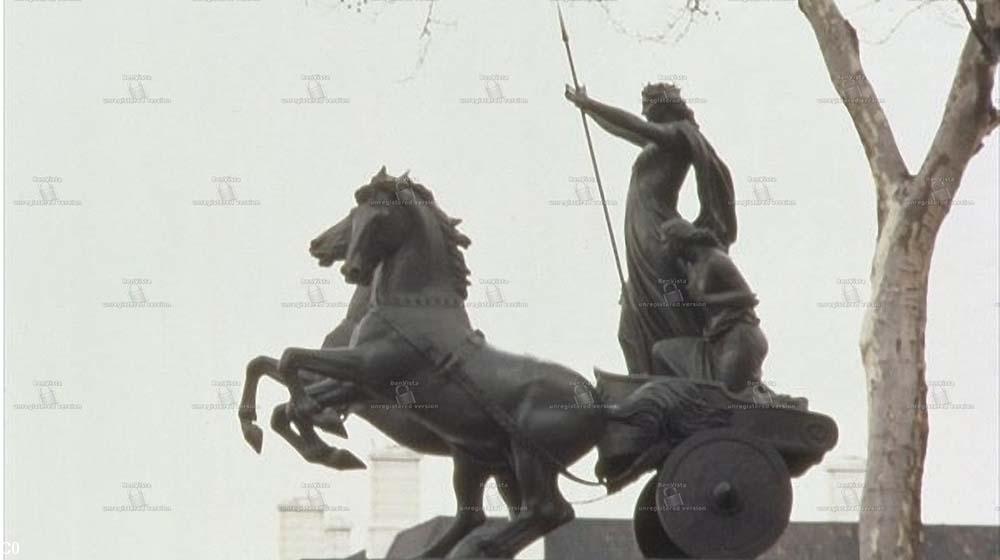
left=238, top=205, right=381, bottom=471
left=265, top=167, right=708, bottom=559
left=270, top=168, right=607, bottom=558
left=238, top=208, right=480, bottom=470
left=247, top=167, right=714, bottom=558
left=238, top=175, right=527, bottom=557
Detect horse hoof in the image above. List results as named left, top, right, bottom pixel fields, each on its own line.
left=324, top=449, right=366, bottom=471
left=314, top=410, right=348, bottom=438
left=242, top=423, right=264, bottom=454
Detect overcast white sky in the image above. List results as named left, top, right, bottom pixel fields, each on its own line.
left=3, top=0, right=998, bottom=558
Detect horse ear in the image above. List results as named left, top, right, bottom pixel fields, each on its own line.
left=372, top=165, right=389, bottom=183
left=399, top=170, right=411, bottom=183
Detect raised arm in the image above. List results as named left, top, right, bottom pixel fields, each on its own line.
left=580, top=104, right=646, bottom=147
left=589, top=112, right=645, bottom=147
left=565, top=85, right=684, bottom=151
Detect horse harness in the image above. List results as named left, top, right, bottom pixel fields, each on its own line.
left=369, top=306, right=605, bottom=488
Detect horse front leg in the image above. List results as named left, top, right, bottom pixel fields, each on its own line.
left=240, top=355, right=354, bottom=452
left=450, top=446, right=575, bottom=558
left=239, top=355, right=282, bottom=453
left=278, top=347, right=367, bottom=420
left=269, top=404, right=365, bottom=470
left=300, top=372, right=356, bottom=438
left=408, top=453, right=489, bottom=559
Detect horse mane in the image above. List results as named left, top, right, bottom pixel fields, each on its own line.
left=360, top=175, right=472, bottom=300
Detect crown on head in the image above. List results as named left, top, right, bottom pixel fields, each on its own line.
left=642, top=82, right=685, bottom=105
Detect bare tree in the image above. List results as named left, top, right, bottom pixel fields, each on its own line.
left=798, top=1, right=1000, bottom=558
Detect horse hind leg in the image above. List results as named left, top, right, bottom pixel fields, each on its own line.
left=449, top=446, right=574, bottom=558
left=269, top=404, right=365, bottom=470
left=409, top=453, right=490, bottom=559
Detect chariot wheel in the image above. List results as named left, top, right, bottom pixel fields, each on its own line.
left=633, top=475, right=688, bottom=559
left=655, top=428, right=792, bottom=559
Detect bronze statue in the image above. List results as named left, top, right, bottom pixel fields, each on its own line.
left=243, top=169, right=602, bottom=558
left=239, top=208, right=457, bottom=472
left=651, top=218, right=768, bottom=392
left=239, top=168, right=837, bottom=559
left=232, top=13, right=834, bottom=560
left=238, top=208, right=365, bottom=471
left=564, top=82, right=737, bottom=377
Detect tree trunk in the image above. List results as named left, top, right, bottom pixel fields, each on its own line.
left=858, top=177, right=932, bottom=559
left=798, top=0, right=1000, bottom=558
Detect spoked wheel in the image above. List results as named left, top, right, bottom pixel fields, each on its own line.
left=655, top=428, right=792, bottom=559
left=633, top=475, right=689, bottom=559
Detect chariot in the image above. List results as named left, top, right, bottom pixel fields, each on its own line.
left=593, top=371, right=839, bottom=559
left=241, top=168, right=842, bottom=560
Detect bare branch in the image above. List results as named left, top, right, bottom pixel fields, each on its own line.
left=406, top=0, right=438, bottom=77
left=860, top=0, right=935, bottom=46
left=595, top=0, right=716, bottom=45
left=957, top=0, right=994, bottom=55
left=419, top=0, right=437, bottom=40
left=798, top=0, right=910, bottom=205
left=916, top=0, right=1000, bottom=200
left=397, top=0, right=456, bottom=83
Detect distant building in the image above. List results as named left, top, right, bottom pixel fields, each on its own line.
left=277, top=495, right=353, bottom=560
left=367, top=444, right=422, bottom=558
left=275, top=443, right=421, bottom=560
left=823, top=455, right=866, bottom=522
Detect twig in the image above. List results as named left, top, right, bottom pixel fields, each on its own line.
left=398, top=0, right=456, bottom=82
left=956, top=0, right=994, bottom=56
left=595, top=0, right=713, bottom=45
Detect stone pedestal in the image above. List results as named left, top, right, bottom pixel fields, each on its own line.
left=320, top=517, right=998, bottom=559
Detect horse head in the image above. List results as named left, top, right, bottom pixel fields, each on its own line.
left=309, top=207, right=355, bottom=268
left=309, top=168, right=420, bottom=272
left=338, top=166, right=419, bottom=285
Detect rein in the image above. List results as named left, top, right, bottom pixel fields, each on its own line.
left=370, top=307, right=608, bottom=489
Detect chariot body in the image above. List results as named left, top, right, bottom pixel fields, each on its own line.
left=593, top=371, right=838, bottom=558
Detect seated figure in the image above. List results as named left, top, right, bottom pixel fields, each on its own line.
left=650, top=218, right=768, bottom=392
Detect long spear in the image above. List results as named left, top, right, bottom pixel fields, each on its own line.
left=557, top=3, right=627, bottom=293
